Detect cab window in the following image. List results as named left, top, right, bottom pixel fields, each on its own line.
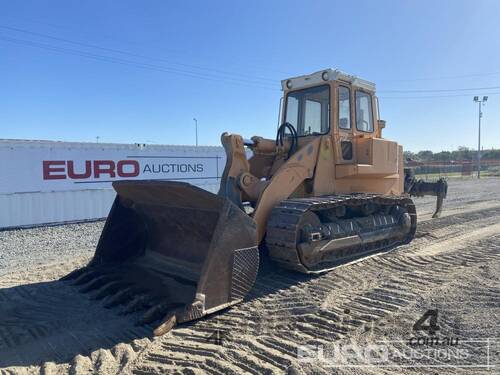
left=355, top=91, right=374, bottom=132
left=338, top=86, right=351, bottom=130
left=285, top=85, right=330, bottom=136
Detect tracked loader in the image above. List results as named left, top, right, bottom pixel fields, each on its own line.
left=63, top=69, right=447, bottom=335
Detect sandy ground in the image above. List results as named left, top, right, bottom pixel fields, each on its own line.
left=0, top=177, right=499, bottom=374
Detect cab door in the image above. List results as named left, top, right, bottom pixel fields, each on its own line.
left=334, top=83, right=356, bottom=164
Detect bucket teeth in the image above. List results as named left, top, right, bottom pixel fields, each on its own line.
left=103, top=287, right=142, bottom=308
left=73, top=269, right=101, bottom=286
left=153, top=314, right=177, bottom=336
left=121, top=295, right=159, bottom=315
left=91, top=281, right=131, bottom=300
left=137, top=302, right=180, bottom=326
left=79, top=276, right=113, bottom=293
left=60, top=267, right=86, bottom=281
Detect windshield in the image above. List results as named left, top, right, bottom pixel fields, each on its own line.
left=285, top=85, right=330, bottom=136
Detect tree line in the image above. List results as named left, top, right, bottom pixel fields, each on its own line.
left=404, top=147, right=500, bottom=162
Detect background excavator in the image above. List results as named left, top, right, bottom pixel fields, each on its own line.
left=63, top=69, right=447, bottom=336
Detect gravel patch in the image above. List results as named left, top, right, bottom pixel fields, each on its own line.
left=0, top=221, right=104, bottom=277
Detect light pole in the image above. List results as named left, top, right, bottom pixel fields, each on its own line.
left=473, top=96, right=488, bottom=179
left=193, top=118, right=198, bottom=146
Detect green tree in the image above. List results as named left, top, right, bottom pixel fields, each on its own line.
left=417, top=150, right=434, bottom=161
left=452, top=146, right=473, bottom=161
left=403, top=150, right=416, bottom=161
left=482, top=149, right=500, bottom=160
left=433, top=151, right=452, bottom=162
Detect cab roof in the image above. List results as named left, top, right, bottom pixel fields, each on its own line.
left=281, top=69, right=376, bottom=92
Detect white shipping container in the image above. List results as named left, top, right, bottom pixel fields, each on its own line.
left=0, top=139, right=225, bottom=229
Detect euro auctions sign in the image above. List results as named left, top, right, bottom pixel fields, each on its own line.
left=0, top=140, right=225, bottom=194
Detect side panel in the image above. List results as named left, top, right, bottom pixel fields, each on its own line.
left=332, top=138, right=404, bottom=195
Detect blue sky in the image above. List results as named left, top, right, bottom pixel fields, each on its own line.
left=1, top=0, right=499, bottom=152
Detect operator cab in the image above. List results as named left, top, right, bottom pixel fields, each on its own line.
left=281, top=69, right=379, bottom=138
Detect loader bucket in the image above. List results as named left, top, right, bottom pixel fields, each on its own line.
left=65, top=180, right=259, bottom=335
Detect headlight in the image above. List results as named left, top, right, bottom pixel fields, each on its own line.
left=286, top=80, right=293, bottom=89
left=322, top=71, right=329, bottom=81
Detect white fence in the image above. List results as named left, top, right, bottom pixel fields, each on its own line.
left=0, top=140, right=225, bottom=228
